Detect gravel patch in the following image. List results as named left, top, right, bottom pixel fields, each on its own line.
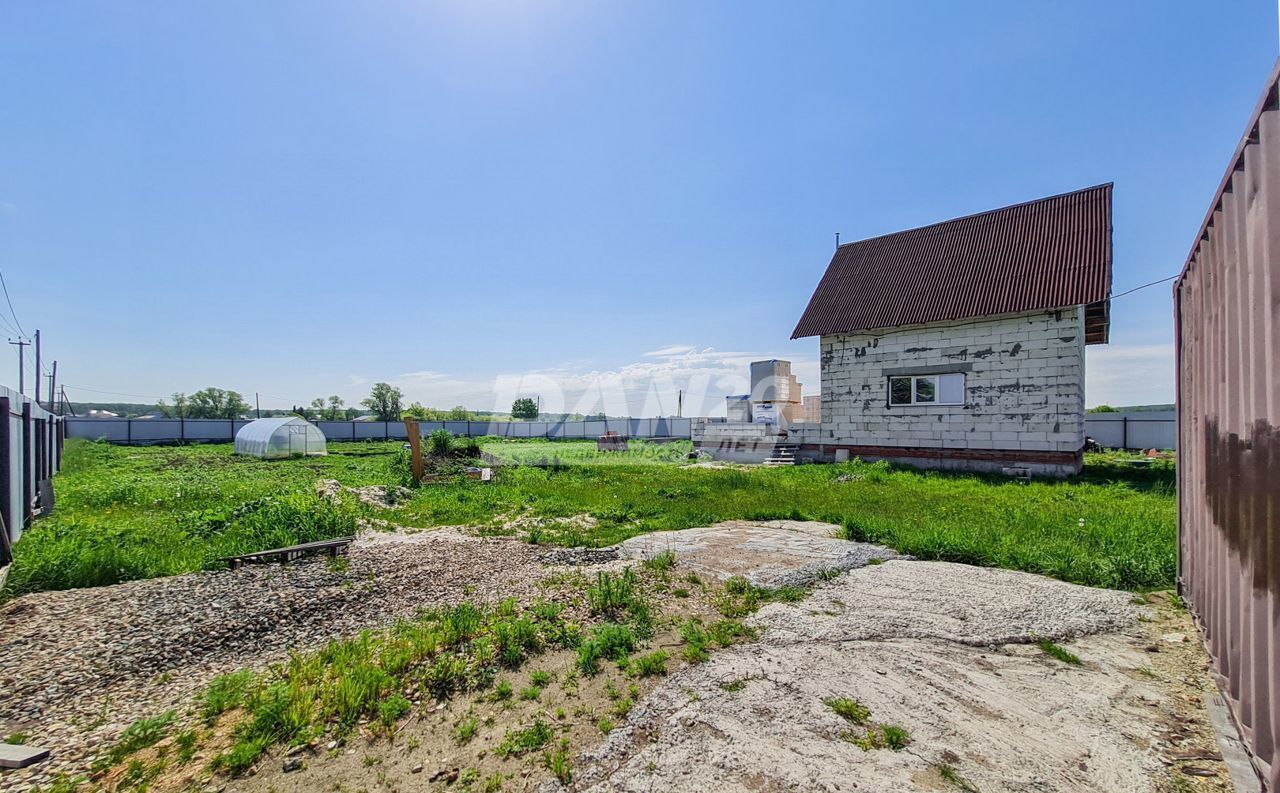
left=538, top=547, right=621, bottom=566
left=0, top=528, right=557, bottom=790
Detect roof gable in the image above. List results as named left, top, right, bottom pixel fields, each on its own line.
left=791, top=184, right=1113, bottom=343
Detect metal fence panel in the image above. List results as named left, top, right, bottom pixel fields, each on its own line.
left=1175, top=59, right=1279, bottom=790
left=1, top=385, right=63, bottom=554
left=64, top=417, right=699, bottom=445
left=1083, top=412, right=1177, bottom=449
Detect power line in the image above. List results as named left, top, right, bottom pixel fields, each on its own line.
left=0, top=270, right=25, bottom=336
left=63, top=384, right=169, bottom=400
left=1111, top=274, right=1178, bottom=300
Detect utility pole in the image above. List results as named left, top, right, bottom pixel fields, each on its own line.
left=61, top=386, right=77, bottom=417
left=33, top=330, right=40, bottom=407
left=8, top=337, right=28, bottom=394
left=255, top=392, right=261, bottom=419
left=677, top=389, right=683, bottom=418
left=47, top=361, right=57, bottom=414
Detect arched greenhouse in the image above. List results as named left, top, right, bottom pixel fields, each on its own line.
left=234, top=417, right=328, bottom=458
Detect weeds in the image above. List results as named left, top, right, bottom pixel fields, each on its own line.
left=576, top=623, right=638, bottom=675
left=824, top=697, right=870, bottom=725
left=629, top=650, right=669, bottom=678
left=196, top=599, right=573, bottom=775
left=496, top=720, right=554, bottom=758
left=1037, top=639, right=1082, bottom=665
left=100, top=711, right=177, bottom=768
left=454, top=717, right=479, bottom=745
left=938, top=763, right=981, bottom=792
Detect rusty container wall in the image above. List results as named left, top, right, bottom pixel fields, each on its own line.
left=1176, top=59, right=1280, bottom=791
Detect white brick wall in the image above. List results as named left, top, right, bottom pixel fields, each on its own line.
left=819, top=308, right=1086, bottom=454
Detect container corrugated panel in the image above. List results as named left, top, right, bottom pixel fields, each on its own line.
left=1175, top=58, right=1280, bottom=791
left=792, top=184, right=1113, bottom=340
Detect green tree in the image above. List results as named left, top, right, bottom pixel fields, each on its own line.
left=344, top=406, right=361, bottom=420
left=363, top=382, right=404, bottom=421
left=171, top=387, right=249, bottom=419
left=511, top=397, right=538, bottom=420
left=402, top=401, right=429, bottom=420
left=1088, top=405, right=1119, bottom=413
left=446, top=405, right=472, bottom=421
left=325, top=395, right=344, bottom=421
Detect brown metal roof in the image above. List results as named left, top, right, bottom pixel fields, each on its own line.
left=791, top=183, right=1113, bottom=342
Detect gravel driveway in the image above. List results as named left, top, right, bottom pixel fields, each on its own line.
left=0, top=528, right=552, bottom=791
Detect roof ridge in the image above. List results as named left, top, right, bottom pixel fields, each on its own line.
left=835, top=182, right=1113, bottom=250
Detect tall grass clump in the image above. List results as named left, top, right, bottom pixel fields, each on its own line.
left=192, top=600, right=575, bottom=776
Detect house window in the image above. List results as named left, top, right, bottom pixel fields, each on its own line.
left=888, top=373, right=965, bottom=406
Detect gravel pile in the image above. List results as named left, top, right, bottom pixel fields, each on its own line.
left=0, top=529, right=555, bottom=790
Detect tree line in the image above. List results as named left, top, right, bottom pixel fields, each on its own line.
left=153, top=382, right=605, bottom=422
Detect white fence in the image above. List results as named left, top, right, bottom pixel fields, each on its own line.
left=2, top=385, right=64, bottom=562
left=1083, top=411, right=1176, bottom=450
left=65, top=417, right=694, bottom=445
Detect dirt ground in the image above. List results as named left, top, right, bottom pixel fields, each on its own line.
left=5, top=520, right=1240, bottom=793
left=572, top=559, right=1237, bottom=793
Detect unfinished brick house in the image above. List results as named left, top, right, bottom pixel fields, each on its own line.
left=791, top=184, right=1113, bottom=476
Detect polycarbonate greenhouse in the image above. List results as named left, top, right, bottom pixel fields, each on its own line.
left=234, top=417, right=327, bottom=458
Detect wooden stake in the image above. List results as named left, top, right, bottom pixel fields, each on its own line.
left=403, top=420, right=424, bottom=483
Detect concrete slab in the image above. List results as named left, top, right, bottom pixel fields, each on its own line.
left=0, top=742, right=51, bottom=769
left=617, top=520, right=903, bottom=588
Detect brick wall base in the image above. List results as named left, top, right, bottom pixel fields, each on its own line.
left=796, top=443, right=1083, bottom=477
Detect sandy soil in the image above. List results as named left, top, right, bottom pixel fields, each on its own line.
left=572, top=560, right=1236, bottom=793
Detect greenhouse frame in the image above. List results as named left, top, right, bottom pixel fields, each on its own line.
left=234, top=417, right=327, bottom=458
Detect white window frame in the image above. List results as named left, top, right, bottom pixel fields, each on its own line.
left=888, top=373, right=965, bottom=407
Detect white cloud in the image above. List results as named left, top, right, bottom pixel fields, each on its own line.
left=370, top=345, right=820, bottom=417
left=1085, top=344, right=1174, bottom=407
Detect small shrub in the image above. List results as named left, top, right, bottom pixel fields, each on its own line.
left=518, top=685, right=541, bottom=701
left=492, top=680, right=513, bottom=701
left=427, top=429, right=454, bottom=457
left=597, top=717, right=614, bottom=734
left=719, top=678, right=747, bottom=692
left=530, top=669, right=554, bottom=687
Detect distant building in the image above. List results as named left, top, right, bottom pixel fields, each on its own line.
left=791, top=184, right=1113, bottom=476
left=801, top=395, right=821, bottom=424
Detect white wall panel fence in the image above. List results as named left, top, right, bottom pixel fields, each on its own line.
left=1083, top=411, right=1176, bottom=450
left=66, top=417, right=694, bottom=445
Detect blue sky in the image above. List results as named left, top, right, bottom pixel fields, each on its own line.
left=1, top=1, right=1275, bottom=415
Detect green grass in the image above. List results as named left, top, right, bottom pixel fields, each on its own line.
left=479, top=438, right=692, bottom=466
left=1037, top=638, right=1083, bottom=665
left=192, top=600, right=574, bottom=775
left=12, top=440, right=1176, bottom=595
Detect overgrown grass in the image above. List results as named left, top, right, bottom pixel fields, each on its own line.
left=197, top=600, right=575, bottom=775
left=15, top=440, right=1176, bottom=595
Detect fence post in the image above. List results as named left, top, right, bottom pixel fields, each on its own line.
left=1121, top=415, right=1128, bottom=450
left=21, top=402, right=32, bottom=527
left=180, top=417, right=185, bottom=445
left=55, top=418, right=63, bottom=470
